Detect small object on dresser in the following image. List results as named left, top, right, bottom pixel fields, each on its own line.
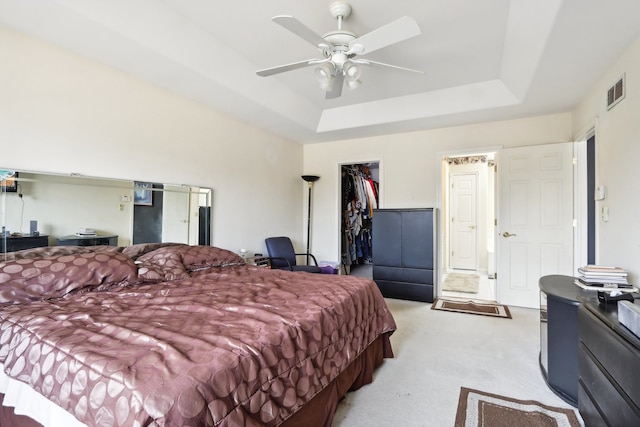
left=251, top=255, right=271, bottom=268
left=577, top=264, right=630, bottom=288
left=618, top=300, right=640, bottom=338
left=597, top=290, right=635, bottom=305
left=76, top=227, right=97, bottom=237
left=574, top=279, right=638, bottom=293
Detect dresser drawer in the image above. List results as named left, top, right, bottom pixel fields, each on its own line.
left=373, top=280, right=433, bottom=303
left=579, top=307, right=640, bottom=406
left=373, top=265, right=433, bottom=284
left=578, top=343, right=640, bottom=425
left=578, top=380, right=607, bottom=427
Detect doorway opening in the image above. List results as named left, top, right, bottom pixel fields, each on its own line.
left=340, top=162, right=379, bottom=278
left=441, top=153, right=496, bottom=302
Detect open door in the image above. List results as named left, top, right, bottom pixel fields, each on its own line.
left=496, top=143, right=574, bottom=308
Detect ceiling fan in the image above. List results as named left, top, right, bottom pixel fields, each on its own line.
left=256, top=1, right=425, bottom=99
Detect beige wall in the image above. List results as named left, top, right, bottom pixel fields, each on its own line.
left=303, top=113, right=573, bottom=264
left=6, top=20, right=638, bottom=278
left=573, top=35, right=640, bottom=282
left=0, top=26, right=303, bottom=254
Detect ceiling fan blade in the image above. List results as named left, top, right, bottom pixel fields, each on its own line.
left=349, top=16, right=421, bottom=55
left=256, top=59, right=324, bottom=77
left=326, top=72, right=344, bottom=99
left=272, top=15, right=331, bottom=52
left=352, top=59, right=426, bottom=76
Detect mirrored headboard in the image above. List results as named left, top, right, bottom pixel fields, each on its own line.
left=1, top=169, right=211, bottom=257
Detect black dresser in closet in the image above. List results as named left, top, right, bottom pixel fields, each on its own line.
left=372, top=208, right=437, bottom=302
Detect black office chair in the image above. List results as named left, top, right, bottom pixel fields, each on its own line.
left=264, top=236, right=322, bottom=273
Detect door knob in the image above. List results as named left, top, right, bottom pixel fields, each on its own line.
left=502, top=232, right=517, bottom=238
left=469, top=225, right=476, bottom=229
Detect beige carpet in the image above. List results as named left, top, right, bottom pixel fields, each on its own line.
left=455, top=387, right=581, bottom=427
left=442, top=273, right=480, bottom=293
left=332, top=299, right=582, bottom=426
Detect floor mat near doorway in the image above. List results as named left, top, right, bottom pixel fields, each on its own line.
left=454, top=387, right=581, bottom=427
left=431, top=298, right=512, bottom=319
left=442, top=273, right=480, bottom=293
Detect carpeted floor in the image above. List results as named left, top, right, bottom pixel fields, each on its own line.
left=442, top=273, right=480, bottom=293
left=332, top=298, right=583, bottom=426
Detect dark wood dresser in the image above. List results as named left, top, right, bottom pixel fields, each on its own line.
left=372, top=208, right=436, bottom=303
left=578, top=297, right=640, bottom=426
left=56, top=235, right=118, bottom=246
left=539, top=275, right=583, bottom=407
left=1, top=234, right=49, bottom=252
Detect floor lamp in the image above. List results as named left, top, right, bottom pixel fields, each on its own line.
left=301, top=175, right=320, bottom=265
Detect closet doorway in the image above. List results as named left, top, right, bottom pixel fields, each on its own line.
left=441, top=153, right=496, bottom=302
left=340, top=162, right=379, bottom=278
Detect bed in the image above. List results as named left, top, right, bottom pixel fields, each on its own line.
left=0, top=243, right=396, bottom=426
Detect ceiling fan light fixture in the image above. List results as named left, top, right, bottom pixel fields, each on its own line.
left=343, top=62, right=361, bottom=90
left=346, top=77, right=361, bottom=90
left=315, top=62, right=336, bottom=91
left=344, top=62, right=361, bottom=80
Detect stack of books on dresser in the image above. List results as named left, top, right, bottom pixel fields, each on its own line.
left=75, top=227, right=97, bottom=237
left=575, top=265, right=631, bottom=289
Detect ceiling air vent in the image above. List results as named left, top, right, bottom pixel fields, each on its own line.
left=607, top=74, right=625, bottom=110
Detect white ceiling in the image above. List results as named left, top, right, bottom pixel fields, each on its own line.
left=1, top=0, right=640, bottom=143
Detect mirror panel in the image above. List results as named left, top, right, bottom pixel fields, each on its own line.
left=1, top=170, right=211, bottom=258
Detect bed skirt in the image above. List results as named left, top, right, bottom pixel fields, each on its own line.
left=0, top=333, right=393, bottom=427
left=283, top=332, right=393, bottom=427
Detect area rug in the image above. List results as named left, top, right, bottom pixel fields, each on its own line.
left=454, top=387, right=581, bottom=427
left=442, top=273, right=480, bottom=293
left=431, top=298, right=512, bottom=319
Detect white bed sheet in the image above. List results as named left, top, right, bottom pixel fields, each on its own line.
left=0, top=362, right=86, bottom=427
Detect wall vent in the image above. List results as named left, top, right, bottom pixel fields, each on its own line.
left=607, top=74, right=625, bottom=110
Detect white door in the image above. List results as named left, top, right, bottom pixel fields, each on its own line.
left=162, top=185, right=190, bottom=243
left=497, top=143, right=574, bottom=308
left=450, top=173, right=478, bottom=270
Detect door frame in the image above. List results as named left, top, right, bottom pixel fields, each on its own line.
left=337, top=159, right=382, bottom=275
left=435, top=146, right=501, bottom=299
left=436, top=142, right=589, bottom=305
left=574, top=129, right=593, bottom=271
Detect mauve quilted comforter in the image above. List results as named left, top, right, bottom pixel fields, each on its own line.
left=0, top=263, right=396, bottom=426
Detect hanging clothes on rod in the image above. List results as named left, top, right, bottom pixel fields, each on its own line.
left=341, top=164, right=378, bottom=273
